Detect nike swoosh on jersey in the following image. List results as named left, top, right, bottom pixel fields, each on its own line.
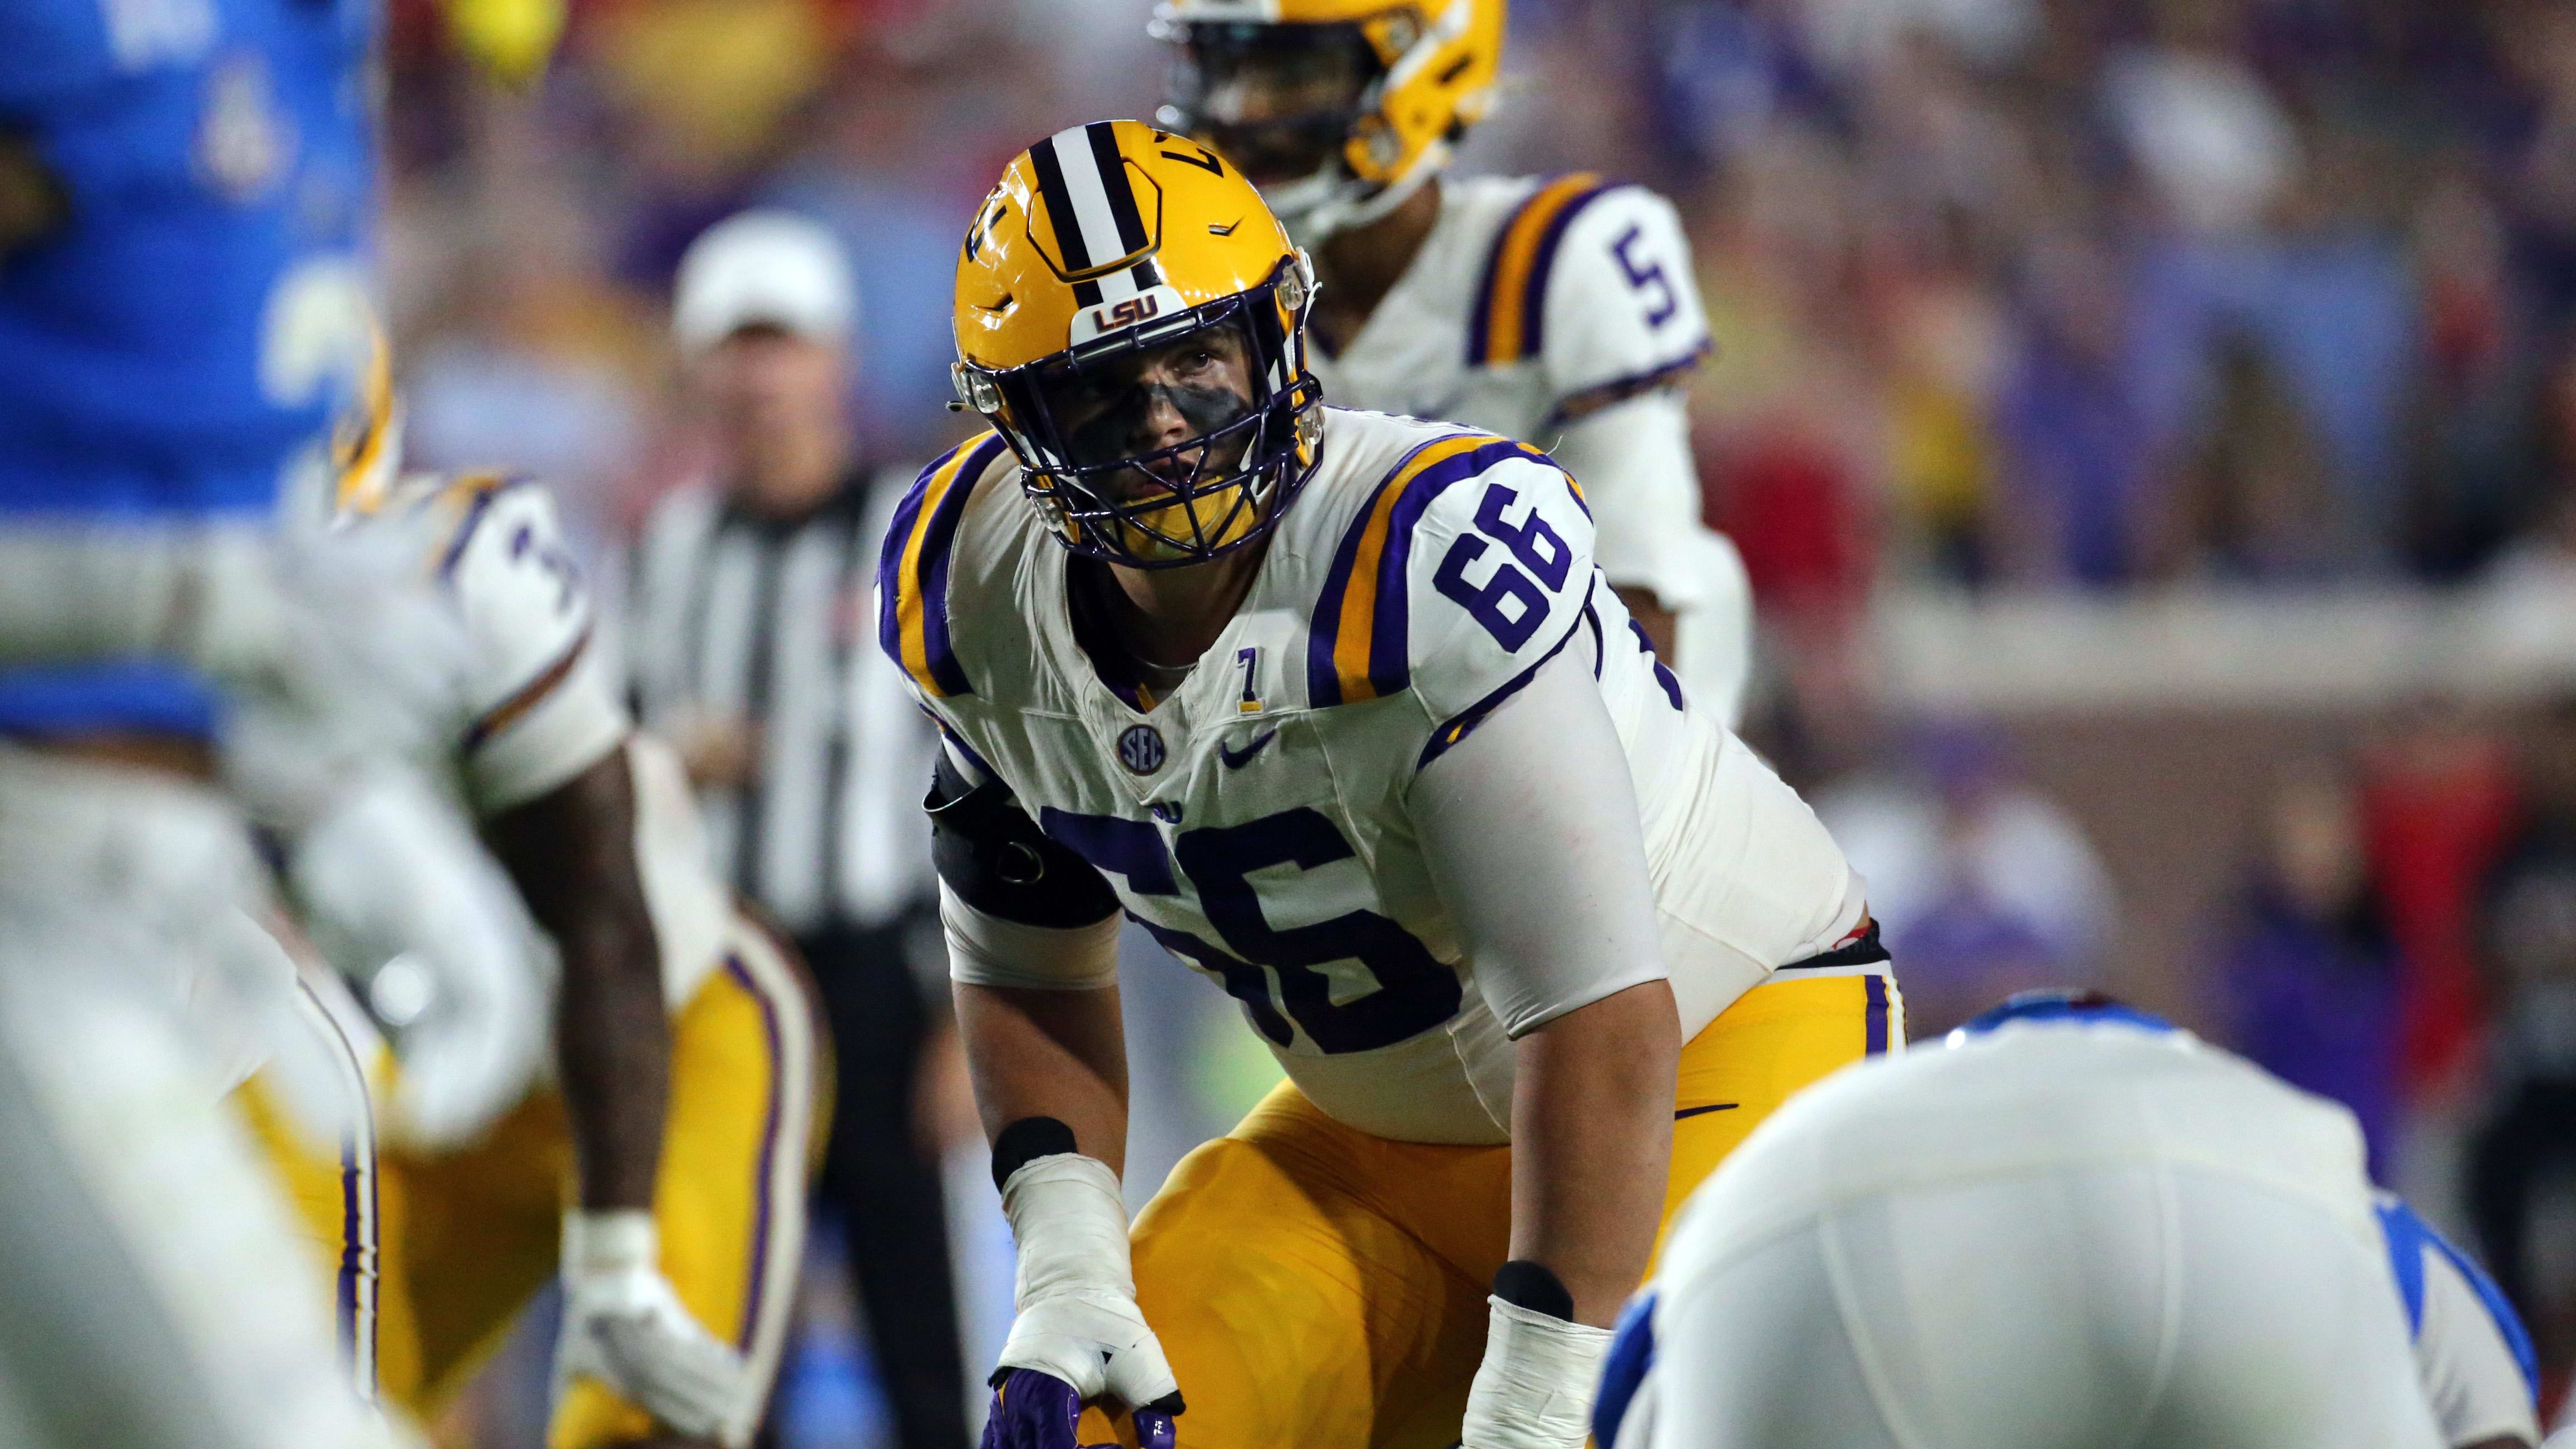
left=1218, top=728, right=1279, bottom=770
left=1674, top=1103, right=1738, bottom=1120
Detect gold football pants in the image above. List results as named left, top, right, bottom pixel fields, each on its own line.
left=371, top=923, right=823, bottom=1448
left=1087, top=969, right=1901, bottom=1449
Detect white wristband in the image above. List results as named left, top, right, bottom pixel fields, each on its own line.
left=1001, top=1152, right=1133, bottom=1305
left=1462, top=1295, right=1616, bottom=1449
left=562, top=1209, right=658, bottom=1279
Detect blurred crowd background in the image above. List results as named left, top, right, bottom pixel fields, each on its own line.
left=379, top=0, right=2576, bottom=1439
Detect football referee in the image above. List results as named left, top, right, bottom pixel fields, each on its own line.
left=626, top=210, right=966, bottom=1449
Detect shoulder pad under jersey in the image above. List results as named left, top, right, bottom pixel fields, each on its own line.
left=1464, top=175, right=1710, bottom=416
left=426, top=472, right=595, bottom=745
left=1304, top=430, right=1596, bottom=764
left=877, top=431, right=1015, bottom=705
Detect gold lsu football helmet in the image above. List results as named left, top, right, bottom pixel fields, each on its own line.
left=953, top=119, right=1323, bottom=569
left=1149, top=0, right=1505, bottom=240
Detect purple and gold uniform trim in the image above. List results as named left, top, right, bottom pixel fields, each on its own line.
left=879, top=432, right=1009, bottom=699
left=460, top=623, right=593, bottom=755
left=1306, top=433, right=1576, bottom=708
left=1465, top=172, right=1616, bottom=368
left=433, top=470, right=532, bottom=579
left=1415, top=578, right=1593, bottom=771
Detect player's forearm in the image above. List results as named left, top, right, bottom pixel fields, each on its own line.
left=551, top=925, right=672, bottom=1210
left=955, top=980, right=1131, bottom=1176
left=486, top=752, right=669, bottom=1210
left=1507, top=978, right=1680, bottom=1327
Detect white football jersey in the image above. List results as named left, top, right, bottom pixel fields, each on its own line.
left=882, top=407, right=1857, bottom=1145
left=1311, top=174, right=1709, bottom=446
left=1310, top=172, right=1748, bottom=717
left=395, top=471, right=731, bottom=1008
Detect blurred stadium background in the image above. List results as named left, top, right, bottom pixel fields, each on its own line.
left=379, top=0, right=2576, bottom=1438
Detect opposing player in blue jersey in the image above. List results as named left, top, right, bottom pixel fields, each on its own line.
left=1598, top=991, right=2540, bottom=1449
left=0, top=3, right=535, bottom=1445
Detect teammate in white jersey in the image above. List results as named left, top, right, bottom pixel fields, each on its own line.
left=1146, top=0, right=1752, bottom=722
left=893, top=120, right=1893, bottom=1449
left=1596, top=991, right=2538, bottom=1449
left=305, top=448, right=821, bottom=1449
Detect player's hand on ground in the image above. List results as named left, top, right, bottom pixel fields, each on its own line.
left=1460, top=1272, right=1617, bottom=1449
left=981, top=1368, right=1178, bottom=1449
left=993, top=1280, right=1183, bottom=1417
left=555, top=1210, right=755, bottom=1445
left=990, top=1146, right=1185, bottom=1449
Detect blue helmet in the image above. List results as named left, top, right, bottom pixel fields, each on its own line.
left=1950, top=988, right=2177, bottom=1042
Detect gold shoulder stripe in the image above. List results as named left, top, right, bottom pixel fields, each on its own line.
left=879, top=432, right=1007, bottom=698
left=1467, top=173, right=1610, bottom=368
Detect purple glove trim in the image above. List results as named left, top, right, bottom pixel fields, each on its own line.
left=981, top=1369, right=1181, bottom=1449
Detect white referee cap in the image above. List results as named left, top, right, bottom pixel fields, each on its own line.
left=672, top=209, right=857, bottom=356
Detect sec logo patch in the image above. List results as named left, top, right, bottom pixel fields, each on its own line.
left=1117, top=723, right=1167, bottom=775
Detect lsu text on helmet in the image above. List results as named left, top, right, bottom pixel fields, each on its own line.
left=951, top=119, right=1324, bottom=570
left=1149, top=0, right=1505, bottom=241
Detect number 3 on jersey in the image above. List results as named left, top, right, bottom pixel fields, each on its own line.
left=1433, top=481, right=1573, bottom=650
left=1039, top=805, right=1462, bottom=1055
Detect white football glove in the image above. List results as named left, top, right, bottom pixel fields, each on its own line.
left=287, top=768, right=547, bottom=1147
left=995, top=1152, right=1181, bottom=1409
left=555, top=1210, right=756, bottom=1446
left=1460, top=1292, right=1615, bottom=1449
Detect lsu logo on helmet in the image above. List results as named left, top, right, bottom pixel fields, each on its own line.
left=950, top=119, right=1323, bottom=569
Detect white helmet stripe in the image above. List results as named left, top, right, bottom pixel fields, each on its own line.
left=1046, top=125, right=1132, bottom=275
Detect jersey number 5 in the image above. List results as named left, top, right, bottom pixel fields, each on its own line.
left=1611, top=224, right=1679, bottom=329
left=1433, top=481, right=1573, bottom=650
left=1040, top=805, right=1462, bottom=1055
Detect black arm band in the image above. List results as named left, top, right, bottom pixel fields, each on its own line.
left=991, top=1115, right=1082, bottom=1190
left=926, top=752, right=1119, bottom=929
left=1492, top=1259, right=1576, bottom=1321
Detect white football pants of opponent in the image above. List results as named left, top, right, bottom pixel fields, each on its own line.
left=1618, top=993, right=2463, bottom=1449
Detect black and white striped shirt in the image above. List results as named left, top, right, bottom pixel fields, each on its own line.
left=625, top=467, right=936, bottom=937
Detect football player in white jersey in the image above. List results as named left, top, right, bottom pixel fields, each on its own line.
left=1597, top=991, right=2538, bottom=1449
left=0, top=383, right=521, bottom=1449
left=301, top=432, right=823, bottom=1449
left=891, top=121, right=1894, bottom=1449
left=1146, top=0, right=1753, bottom=723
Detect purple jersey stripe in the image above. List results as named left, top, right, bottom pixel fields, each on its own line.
left=1363, top=437, right=1556, bottom=697
left=724, top=953, right=787, bottom=1352
left=1305, top=435, right=1452, bottom=707
left=875, top=446, right=956, bottom=665
left=927, top=708, right=1001, bottom=785
left=1626, top=616, right=1685, bottom=711
left=433, top=472, right=532, bottom=579
left=1516, top=180, right=1618, bottom=364
left=877, top=433, right=1005, bottom=698
left=1414, top=579, right=1591, bottom=771
left=1542, top=341, right=1714, bottom=432
left=1864, top=973, right=1889, bottom=1055
left=914, top=434, right=1007, bottom=698
left=338, top=1133, right=361, bottom=1367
